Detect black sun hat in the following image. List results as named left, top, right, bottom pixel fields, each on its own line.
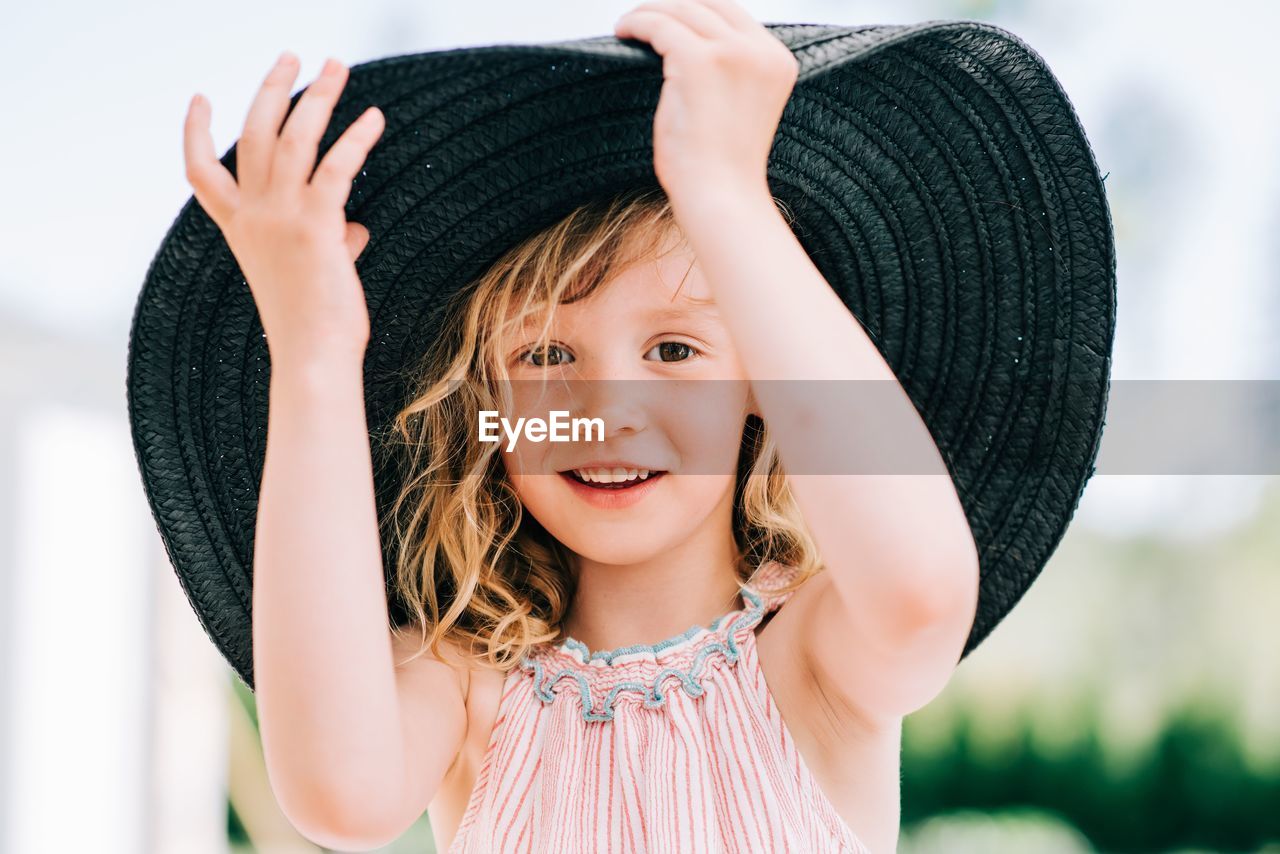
left=126, top=21, right=1116, bottom=691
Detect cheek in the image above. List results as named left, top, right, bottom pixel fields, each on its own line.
left=500, top=438, right=549, bottom=478
left=672, top=473, right=737, bottom=512
left=657, top=408, right=748, bottom=474
left=504, top=470, right=560, bottom=513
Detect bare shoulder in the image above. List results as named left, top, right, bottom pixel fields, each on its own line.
left=388, top=627, right=505, bottom=734
left=391, top=628, right=507, bottom=852
left=755, top=572, right=906, bottom=853
left=389, top=625, right=471, bottom=730
left=756, top=571, right=899, bottom=737
left=385, top=628, right=473, bottom=826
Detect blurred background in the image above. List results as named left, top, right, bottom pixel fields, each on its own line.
left=2, top=0, right=1278, bottom=851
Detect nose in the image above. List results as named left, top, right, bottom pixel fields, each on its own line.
left=579, top=376, right=649, bottom=438
left=568, top=346, right=662, bottom=437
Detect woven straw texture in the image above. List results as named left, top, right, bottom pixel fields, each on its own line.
left=127, top=21, right=1116, bottom=690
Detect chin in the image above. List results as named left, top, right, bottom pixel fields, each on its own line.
left=569, top=541, right=676, bottom=568
left=544, top=517, right=687, bottom=566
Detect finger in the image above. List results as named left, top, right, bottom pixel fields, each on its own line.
left=689, top=0, right=761, bottom=34
left=623, top=0, right=735, bottom=41
left=615, top=9, right=706, bottom=58
left=344, top=221, right=370, bottom=262
left=271, top=58, right=350, bottom=192
left=237, top=52, right=302, bottom=195
left=183, top=93, right=240, bottom=225
left=308, top=105, right=385, bottom=210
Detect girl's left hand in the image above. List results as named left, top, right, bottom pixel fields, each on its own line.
left=614, top=0, right=798, bottom=207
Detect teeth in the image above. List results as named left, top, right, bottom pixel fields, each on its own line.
left=572, top=467, right=655, bottom=483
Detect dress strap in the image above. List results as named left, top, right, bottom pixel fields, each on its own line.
left=743, top=560, right=804, bottom=613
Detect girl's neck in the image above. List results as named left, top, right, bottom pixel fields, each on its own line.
left=560, top=536, right=746, bottom=653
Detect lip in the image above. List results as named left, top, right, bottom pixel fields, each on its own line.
left=557, top=470, right=667, bottom=510
left=559, top=460, right=664, bottom=473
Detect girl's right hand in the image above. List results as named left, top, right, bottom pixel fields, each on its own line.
left=183, top=52, right=386, bottom=364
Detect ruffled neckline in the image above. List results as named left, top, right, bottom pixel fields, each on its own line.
left=519, top=560, right=800, bottom=722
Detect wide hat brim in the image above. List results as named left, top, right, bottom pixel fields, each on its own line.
left=127, top=21, right=1116, bottom=691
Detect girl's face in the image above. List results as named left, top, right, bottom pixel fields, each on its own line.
left=498, top=226, right=758, bottom=567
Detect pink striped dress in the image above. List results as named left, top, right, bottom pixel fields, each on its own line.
left=447, top=560, right=872, bottom=853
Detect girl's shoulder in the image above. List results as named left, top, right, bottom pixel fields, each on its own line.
left=422, top=640, right=509, bottom=852
left=387, top=625, right=510, bottom=756
left=390, top=624, right=469, bottom=674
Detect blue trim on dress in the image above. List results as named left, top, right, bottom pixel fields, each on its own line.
left=520, top=585, right=768, bottom=722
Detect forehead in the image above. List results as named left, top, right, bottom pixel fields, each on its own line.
left=591, top=258, right=713, bottom=325
left=526, top=228, right=718, bottom=328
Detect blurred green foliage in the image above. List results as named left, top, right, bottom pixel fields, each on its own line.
left=228, top=802, right=248, bottom=847
left=903, top=694, right=1280, bottom=852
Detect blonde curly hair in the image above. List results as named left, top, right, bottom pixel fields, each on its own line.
left=380, top=185, right=822, bottom=672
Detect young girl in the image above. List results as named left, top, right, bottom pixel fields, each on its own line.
left=183, top=2, right=980, bottom=851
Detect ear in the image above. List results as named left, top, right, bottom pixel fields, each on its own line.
left=746, top=386, right=762, bottom=419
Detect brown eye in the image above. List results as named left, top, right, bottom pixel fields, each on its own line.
left=521, top=344, right=571, bottom=367
left=646, top=341, right=698, bottom=363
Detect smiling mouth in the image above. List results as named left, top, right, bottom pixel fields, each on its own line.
left=560, top=470, right=668, bottom=490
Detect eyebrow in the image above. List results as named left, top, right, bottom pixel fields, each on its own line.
left=646, top=300, right=719, bottom=322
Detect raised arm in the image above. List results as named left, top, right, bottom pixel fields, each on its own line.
left=183, top=52, right=468, bottom=848
left=254, top=353, right=468, bottom=848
